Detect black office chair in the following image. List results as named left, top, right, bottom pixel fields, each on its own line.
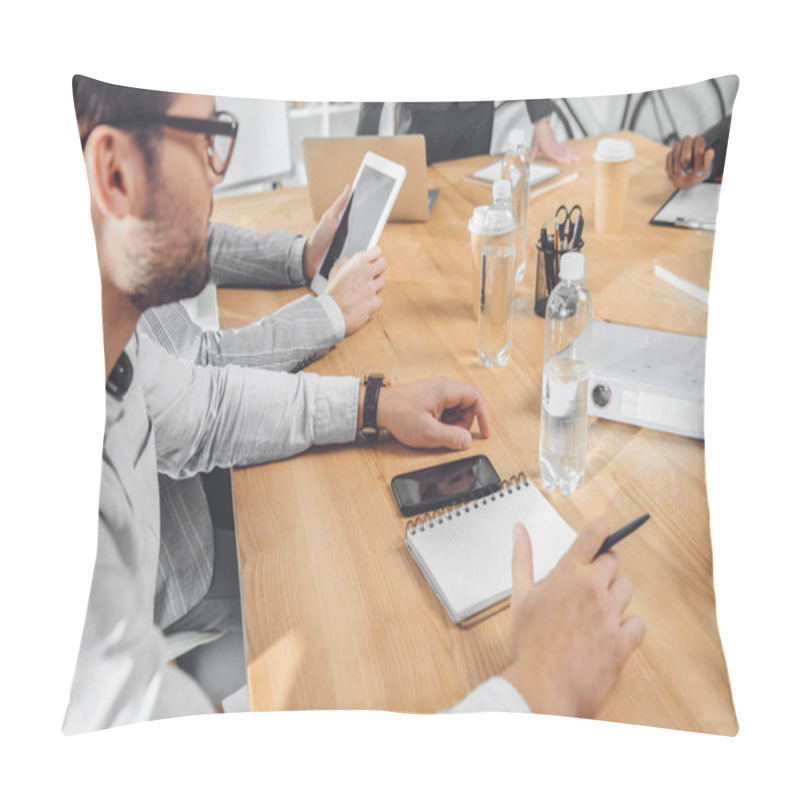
left=620, top=78, right=728, bottom=145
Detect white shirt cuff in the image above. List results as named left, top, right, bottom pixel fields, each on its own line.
left=288, top=236, right=309, bottom=285
left=311, top=375, right=360, bottom=445
left=444, top=676, right=532, bottom=713
left=315, top=293, right=346, bottom=343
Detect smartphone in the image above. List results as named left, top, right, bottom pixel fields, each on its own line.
left=391, top=455, right=502, bottom=517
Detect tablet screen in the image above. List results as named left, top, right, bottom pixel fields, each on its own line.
left=318, top=165, right=398, bottom=278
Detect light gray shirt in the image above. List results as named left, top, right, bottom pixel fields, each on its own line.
left=64, top=338, right=213, bottom=733
left=140, top=223, right=347, bottom=629
left=65, top=332, right=360, bottom=733
left=141, top=223, right=345, bottom=374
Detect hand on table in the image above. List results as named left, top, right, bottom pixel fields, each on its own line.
left=666, top=135, right=714, bottom=189
left=530, top=119, right=580, bottom=164
left=302, top=185, right=350, bottom=281
left=373, top=378, right=491, bottom=450
left=502, top=518, right=645, bottom=718
left=326, top=247, right=387, bottom=335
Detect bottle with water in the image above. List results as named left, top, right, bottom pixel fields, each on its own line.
left=501, top=128, right=530, bottom=284
left=539, top=252, right=594, bottom=495
left=478, top=180, right=517, bottom=367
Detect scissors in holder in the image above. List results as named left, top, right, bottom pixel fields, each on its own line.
left=555, top=204, right=583, bottom=249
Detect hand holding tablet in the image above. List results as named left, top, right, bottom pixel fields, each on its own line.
left=309, top=151, right=406, bottom=295
left=326, top=247, right=388, bottom=335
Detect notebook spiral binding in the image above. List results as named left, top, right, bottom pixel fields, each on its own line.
left=405, top=472, right=529, bottom=536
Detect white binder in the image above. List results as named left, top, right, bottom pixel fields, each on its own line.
left=588, top=321, right=706, bottom=440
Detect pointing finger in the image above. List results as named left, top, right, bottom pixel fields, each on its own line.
left=511, top=523, right=535, bottom=597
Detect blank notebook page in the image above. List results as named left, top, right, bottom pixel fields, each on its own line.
left=406, top=480, right=576, bottom=623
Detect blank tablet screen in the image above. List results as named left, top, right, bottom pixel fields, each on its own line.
left=318, top=165, right=397, bottom=278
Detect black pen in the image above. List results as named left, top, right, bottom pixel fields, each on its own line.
left=573, top=213, right=584, bottom=249
left=593, top=514, right=650, bottom=560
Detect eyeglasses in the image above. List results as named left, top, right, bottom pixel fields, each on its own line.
left=81, top=110, right=239, bottom=177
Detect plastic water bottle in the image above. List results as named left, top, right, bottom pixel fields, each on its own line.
left=478, top=180, right=517, bottom=367
left=501, top=129, right=530, bottom=284
left=539, top=252, right=594, bottom=495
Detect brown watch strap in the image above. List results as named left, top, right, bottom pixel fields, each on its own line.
left=361, top=374, right=384, bottom=438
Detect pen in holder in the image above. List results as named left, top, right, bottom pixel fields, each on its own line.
left=534, top=234, right=584, bottom=317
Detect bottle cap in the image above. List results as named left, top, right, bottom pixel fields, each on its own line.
left=559, top=252, right=585, bottom=280
left=507, top=128, right=525, bottom=148
left=492, top=179, right=511, bottom=200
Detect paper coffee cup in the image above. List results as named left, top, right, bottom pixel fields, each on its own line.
left=468, top=206, right=489, bottom=317
left=593, top=138, right=635, bottom=234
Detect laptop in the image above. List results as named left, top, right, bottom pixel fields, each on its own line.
left=302, top=135, right=435, bottom=222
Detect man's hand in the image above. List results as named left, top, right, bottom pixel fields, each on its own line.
left=372, top=378, right=491, bottom=450
left=530, top=119, right=580, bottom=164
left=326, top=247, right=387, bottom=335
left=502, top=518, right=645, bottom=719
left=666, top=135, right=714, bottom=189
left=302, top=185, right=350, bottom=282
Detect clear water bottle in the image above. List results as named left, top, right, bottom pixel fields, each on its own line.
left=501, top=128, right=530, bottom=284
left=539, top=252, right=594, bottom=495
left=478, top=180, right=517, bottom=367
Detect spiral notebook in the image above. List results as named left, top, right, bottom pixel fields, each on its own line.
left=405, top=474, right=577, bottom=625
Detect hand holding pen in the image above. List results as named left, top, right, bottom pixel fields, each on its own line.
left=593, top=513, right=650, bottom=560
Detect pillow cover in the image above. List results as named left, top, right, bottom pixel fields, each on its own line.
left=66, top=74, right=738, bottom=735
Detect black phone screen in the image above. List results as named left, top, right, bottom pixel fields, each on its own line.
left=391, top=455, right=501, bottom=517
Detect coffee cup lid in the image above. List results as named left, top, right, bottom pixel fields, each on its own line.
left=593, top=138, right=636, bottom=162
left=468, top=205, right=489, bottom=233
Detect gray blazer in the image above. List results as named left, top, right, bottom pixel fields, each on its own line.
left=138, top=222, right=347, bottom=631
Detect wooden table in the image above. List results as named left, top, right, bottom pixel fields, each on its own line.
left=212, top=131, right=737, bottom=735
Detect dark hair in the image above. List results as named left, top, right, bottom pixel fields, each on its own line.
left=72, top=74, right=175, bottom=167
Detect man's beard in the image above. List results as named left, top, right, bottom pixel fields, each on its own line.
left=125, top=177, right=211, bottom=312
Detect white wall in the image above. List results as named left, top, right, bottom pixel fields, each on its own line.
left=213, top=96, right=292, bottom=195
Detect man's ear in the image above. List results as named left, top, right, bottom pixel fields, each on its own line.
left=83, top=126, right=148, bottom=220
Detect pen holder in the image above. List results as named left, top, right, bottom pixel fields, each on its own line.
left=534, top=238, right=584, bottom=317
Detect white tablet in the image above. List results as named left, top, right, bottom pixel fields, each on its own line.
left=310, top=150, right=406, bottom=295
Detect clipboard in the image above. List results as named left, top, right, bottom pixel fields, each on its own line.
left=649, top=183, right=720, bottom=232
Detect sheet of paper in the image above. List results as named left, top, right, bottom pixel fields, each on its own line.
left=406, top=481, right=575, bottom=623
left=653, top=248, right=713, bottom=305
left=471, top=160, right=560, bottom=187
left=652, top=183, right=721, bottom=227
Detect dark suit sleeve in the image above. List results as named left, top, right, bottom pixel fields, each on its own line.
left=357, top=102, right=384, bottom=135
left=525, top=99, right=554, bottom=124
left=704, top=115, right=731, bottom=180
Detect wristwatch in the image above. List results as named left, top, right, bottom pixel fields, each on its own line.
left=361, top=374, right=385, bottom=440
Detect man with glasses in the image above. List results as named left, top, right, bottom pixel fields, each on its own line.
left=65, top=76, right=643, bottom=732
left=131, top=105, right=391, bottom=705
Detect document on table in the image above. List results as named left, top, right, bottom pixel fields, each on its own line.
left=651, top=183, right=721, bottom=231
left=468, top=160, right=560, bottom=187
left=653, top=248, right=713, bottom=305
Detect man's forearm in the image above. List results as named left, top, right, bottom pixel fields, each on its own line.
left=207, top=221, right=308, bottom=288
